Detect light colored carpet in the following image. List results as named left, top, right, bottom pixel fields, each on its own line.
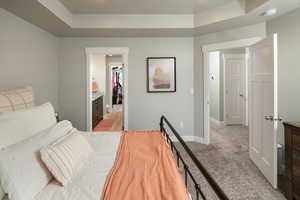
left=176, top=125, right=285, bottom=200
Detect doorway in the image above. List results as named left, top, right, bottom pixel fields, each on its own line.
left=203, top=35, right=279, bottom=188
left=208, top=49, right=247, bottom=127
left=85, top=48, right=129, bottom=132
left=102, top=61, right=124, bottom=131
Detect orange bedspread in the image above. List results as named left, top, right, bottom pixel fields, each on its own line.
left=101, top=131, right=189, bottom=200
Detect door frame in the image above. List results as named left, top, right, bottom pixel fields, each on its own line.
left=85, top=47, right=129, bottom=132
left=223, top=54, right=247, bottom=126
left=202, top=37, right=263, bottom=145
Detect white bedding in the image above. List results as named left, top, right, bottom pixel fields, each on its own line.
left=1, top=130, right=193, bottom=200
left=33, top=131, right=120, bottom=200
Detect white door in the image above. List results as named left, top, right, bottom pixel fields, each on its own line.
left=248, top=34, right=278, bottom=188
left=224, top=54, right=246, bottom=125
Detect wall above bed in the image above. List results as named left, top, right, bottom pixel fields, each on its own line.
left=0, top=8, right=60, bottom=109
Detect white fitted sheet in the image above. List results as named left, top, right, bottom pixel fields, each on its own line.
left=34, top=131, right=121, bottom=200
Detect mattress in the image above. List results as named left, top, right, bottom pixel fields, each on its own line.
left=34, top=131, right=121, bottom=200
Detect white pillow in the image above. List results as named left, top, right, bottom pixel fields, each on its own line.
left=0, top=103, right=56, bottom=147
left=0, top=118, right=30, bottom=150
left=0, top=86, right=35, bottom=112
left=41, top=132, right=94, bottom=186
left=0, top=120, right=74, bottom=200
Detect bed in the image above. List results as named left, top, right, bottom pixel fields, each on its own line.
left=0, top=87, right=228, bottom=200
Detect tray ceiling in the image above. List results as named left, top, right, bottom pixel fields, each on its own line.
left=59, top=0, right=235, bottom=14
left=1, top=0, right=300, bottom=37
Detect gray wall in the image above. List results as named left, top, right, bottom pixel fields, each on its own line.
left=59, top=38, right=194, bottom=136
left=0, top=8, right=59, bottom=109
left=91, top=54, right=106, bottom=95
left=267, top=8, right=300, bottom=144
left=194, top=23, right=266, bottom=138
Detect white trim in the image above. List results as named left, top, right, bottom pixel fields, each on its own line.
left=203, top=51, right=210, bottom=145
left=85, top=47, right=129, bottom=132
left=202, top=37, right=263, bottom=144
left=222, top=54, right=227, bottom=124
left=202, top=37, right=263, bottom=52
left=194, top=136, right=209, bottom=145
left=273, top=33, right=279, bottom=188
left=73, top=14, right=194, bottom=29
left=37, top=0, right=72, bottom=26
left=245, top=48, right=250, bottom=126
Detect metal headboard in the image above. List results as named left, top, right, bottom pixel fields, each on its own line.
left=160, top=115, right=229, bottom=200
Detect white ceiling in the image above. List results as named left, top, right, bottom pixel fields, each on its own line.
left=59, top=0, right=235, bottom=14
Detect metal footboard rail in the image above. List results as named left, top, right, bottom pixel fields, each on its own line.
left=160, top=116, right=229, bottom=200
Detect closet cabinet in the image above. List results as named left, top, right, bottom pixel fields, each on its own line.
left=92, top=96, right=103, bottom=129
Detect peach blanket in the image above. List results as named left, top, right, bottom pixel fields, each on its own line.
left=101, top=131, right=189, bottom=200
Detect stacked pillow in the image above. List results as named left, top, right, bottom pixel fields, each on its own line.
left=0, top=102, right=94, bottom=200
left=0, top=102, right=57, bottom=200
left=0, top=86, right=34, bottom=112
left=0, top=103, right=57, bottom=150
left=41, top=132, right=94, bottom=186
left=0, top=120, right=75, bottom=200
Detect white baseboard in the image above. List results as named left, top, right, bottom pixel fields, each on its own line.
left=194, top=136, right=209, bottom=145
left=210, top=118, right=224, bottom=126
left=170, top=136, right=194, bottom=142
left=170, top=136, right=207, bottom=144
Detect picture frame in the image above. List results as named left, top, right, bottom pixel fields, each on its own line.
left=146, top=57, right=176, bottom=93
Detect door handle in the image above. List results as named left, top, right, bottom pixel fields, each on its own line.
left=239, top=94, right=244, bottom=97
left=264, top=116, right=269, bottom=120
left=273, top=117, right=283, bottom=122
left=264, top=116, right=283, bottom=122
left=264, top=116, right=273, bottom=121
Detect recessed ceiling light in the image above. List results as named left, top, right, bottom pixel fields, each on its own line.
left=260, top=8, right=277, bottom=17
left=107, top=54, right=113, bottom=57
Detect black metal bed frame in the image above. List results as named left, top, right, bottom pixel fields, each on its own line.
left=160, top=116, right=229, bottom=200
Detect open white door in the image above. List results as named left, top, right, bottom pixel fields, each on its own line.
left=248, top=34, right=278, bottom=188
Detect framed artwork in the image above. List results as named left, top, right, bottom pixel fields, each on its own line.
left=146, top=57, right=176, bottom=93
